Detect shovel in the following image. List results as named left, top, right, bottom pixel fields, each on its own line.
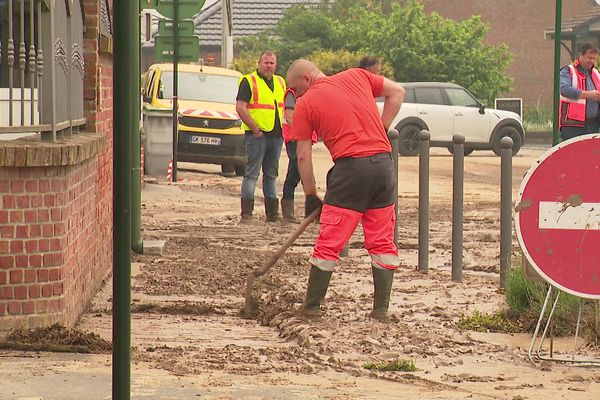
left=241, top=207, right=321, bottom=319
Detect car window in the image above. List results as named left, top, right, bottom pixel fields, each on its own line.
left=445, top=88, right=479, bottom=107
left=404, top=88, right=415, bottom=103
left=415, top=88, right=445, bottom=105
left=158, top=72, right=239, bottom=104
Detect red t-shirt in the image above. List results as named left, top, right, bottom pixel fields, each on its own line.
left=290, top=68, right=390, bottom=160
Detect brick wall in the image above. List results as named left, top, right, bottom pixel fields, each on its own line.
left=422, top=0, right=594, bottom=109
left=0, top=136, right=111, bottom=330
left=0, top=0, right=114, bottom=331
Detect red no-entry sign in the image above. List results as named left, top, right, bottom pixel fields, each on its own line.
left=515, top=134, right=600, bottom=299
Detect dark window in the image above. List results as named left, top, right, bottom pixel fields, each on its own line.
left=445, top=88, right=479, bottom=107
left=404, top=89, right=415, bottom=103
left=415, top=88, right=445, bottom=105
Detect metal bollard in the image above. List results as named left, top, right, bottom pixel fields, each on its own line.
left=418, top=130, right=430, bottom=273
left=388, top=129, right=400, bottom=247
left=500, top=136, right=514, bottom=288
left=452, top=133, right=465, bottom=282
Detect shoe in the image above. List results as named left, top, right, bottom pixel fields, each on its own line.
left=265, top=197, right=280, bottom=223
left=370, top=266, right=395, bottom=321
left=302, top=266, right=333, bottom=317
left=241, top=198, right=254, bottom=222
left=281, top=198, right=300, bottom=223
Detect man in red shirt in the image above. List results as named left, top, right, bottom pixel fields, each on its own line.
left=286, top=59, right=405, bottom=320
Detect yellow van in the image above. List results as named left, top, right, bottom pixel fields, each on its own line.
left=142, top=63, right=246, bottom=175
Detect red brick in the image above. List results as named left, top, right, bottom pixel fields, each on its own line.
left=15, top=255, right=28, bottom=267
left=0, top=180, right=9, bottom=192
left=50, top=239, right=61, bottom=251
left=14, top=285, right=28, bottom=299
left=51, top=208, right=62, bottom=221
left=54, top=253, right=64, bottom=266
left=42, top=224, right=54, bottom=237
left=36, top=299, right=48, bottom=312
left=16, top=225, right=28, bottom=238
left=22, top=301, right=35, bottom=314
left=24, top=210, right=37, bottom=223
left=53, top=282, right=63, bottom=295
left=0, top=302, right=6, bottom=316
left=0, top=256, right=14, bottom=269
left=3, top=195, right=15, bottom=208
left=39, top=179, right=50, bottom=193
left=39, top=239, right=50, bottom=252
left=41, top=284, right=53, bottom=297
left=0, top=270, right=6, bottom=284
left=30, top=254, right=42, bottom=268
left=49, top=268, right=60, bottom=281
left=43, top=253, right=54, bottom=267
left=54, top=223, right=65, bottom=236
left=51, top=179, right=66, bottom=192
left=1, top=225, right=14, bottom=239
left=43, top=194, right=55, bottom=207
left=10, top=240, right=23, bottom=253
left=0, top=241, right=8, bottom=254
left=16, top=195, right=30, bottom=208
left=25, top=180, right=38, bottom=192
left=38, top=209, right=49, bottom=222
left=29, top=224, right=41, bottom=238
left=29, top=284, right=41, bottom=298
left=24, top=269, right=37, bottom=283
left=0, top=210, right=8, bottom=223
left=10, top=269, right=23, bottom=283
left=31, top=195, right=43, bottom=207
left=8, top=301, right=21, bottom=315
left=11, top=180, right=24, bottom=193
left=37, top=268, right=49, bottom=282
left=10, top=210, right=23, bottom=223
left=0, top=286, right=13, bottom=299
left=26, top=240, right=38, bottom=253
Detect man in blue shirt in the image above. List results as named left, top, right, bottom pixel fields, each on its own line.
left=559, top=43, right=600, bottom=140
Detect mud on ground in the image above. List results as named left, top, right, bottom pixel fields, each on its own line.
left=76, top=147, right=600, bottom=399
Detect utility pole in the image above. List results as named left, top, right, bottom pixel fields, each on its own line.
left=221, top=0, right=233, bottom=67
left=552, top=0, right=562, bottom=146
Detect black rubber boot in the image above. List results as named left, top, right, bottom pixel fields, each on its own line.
left=302, top=266, right=333, bottom=317
left=370, top=266, right=395, bottom=321
left=281, top=198, right=300, bottom=223
left=265, top=197, right=280, bottom=222
left=240, top=198, right=254, bottom=222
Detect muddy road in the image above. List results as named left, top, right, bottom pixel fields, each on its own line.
left=3, top=144, right=600, bottom=399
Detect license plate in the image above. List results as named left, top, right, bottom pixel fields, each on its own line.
left=190, top=136, right=221, bottom=145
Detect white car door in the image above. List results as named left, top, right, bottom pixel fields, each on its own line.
left=445, top=87, right=491, bottom=144
left=414, top=87, right=454, bottom=142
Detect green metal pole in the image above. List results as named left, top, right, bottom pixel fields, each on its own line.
left=172, top=0, right=180, bottom=182
left=132, top=3, right=143, bottom=254
left=552, top=0, right=562, bottom=146
left=113, top=0, right=133, bottom=398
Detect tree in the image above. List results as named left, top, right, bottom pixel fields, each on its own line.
left=231, top=0, right=512, bottom=103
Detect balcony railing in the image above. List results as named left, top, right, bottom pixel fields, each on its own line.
left=0, top=0, right=85, bottom=141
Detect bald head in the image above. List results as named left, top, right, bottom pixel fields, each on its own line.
left=286, top=59, right=323, bottom=97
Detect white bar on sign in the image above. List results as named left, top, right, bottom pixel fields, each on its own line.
left=539, top=201, right=600, bottom=230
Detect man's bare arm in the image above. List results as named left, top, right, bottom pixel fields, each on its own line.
left=379, top=78, right=405, bottom=131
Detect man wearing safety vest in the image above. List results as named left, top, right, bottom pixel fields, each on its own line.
left=236, top=51, right=286, bottom=222
left=559, top=42, right=600, bottom=141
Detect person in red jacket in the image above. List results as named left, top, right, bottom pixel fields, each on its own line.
left=286, top=59, right=405, bottom=320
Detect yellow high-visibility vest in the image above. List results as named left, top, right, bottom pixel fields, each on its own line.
left=240, top=71, right=285, bottom=132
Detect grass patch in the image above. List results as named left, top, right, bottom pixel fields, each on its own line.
left=364, top=358, right=417, bottom=372
left=458, top=310, right=522, bottom=334
left=131, top=301, right=222, bottom=316
left=523, top=106, right=551, bottom=132
left=0, top=323, right=111, bottom=353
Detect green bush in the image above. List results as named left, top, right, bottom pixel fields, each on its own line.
left=522, top=107, right=552, bottom=132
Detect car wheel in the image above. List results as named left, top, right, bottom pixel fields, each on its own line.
left=221, top=164, right=235, bottom=174
left=491, top=126, right=523, bottom=156
left=398, top=125, right=421, bottom=156
left=447, top=146, right=475, bottom=156
left=234, top=165, right=246, bottom=177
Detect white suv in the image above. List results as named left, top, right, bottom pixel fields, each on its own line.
left=379, top=82, right=524, bottom=156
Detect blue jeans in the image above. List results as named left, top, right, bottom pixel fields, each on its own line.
left=241, top=133, right=283, bottom=200
left=282, top=140, right=301, bottom=200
